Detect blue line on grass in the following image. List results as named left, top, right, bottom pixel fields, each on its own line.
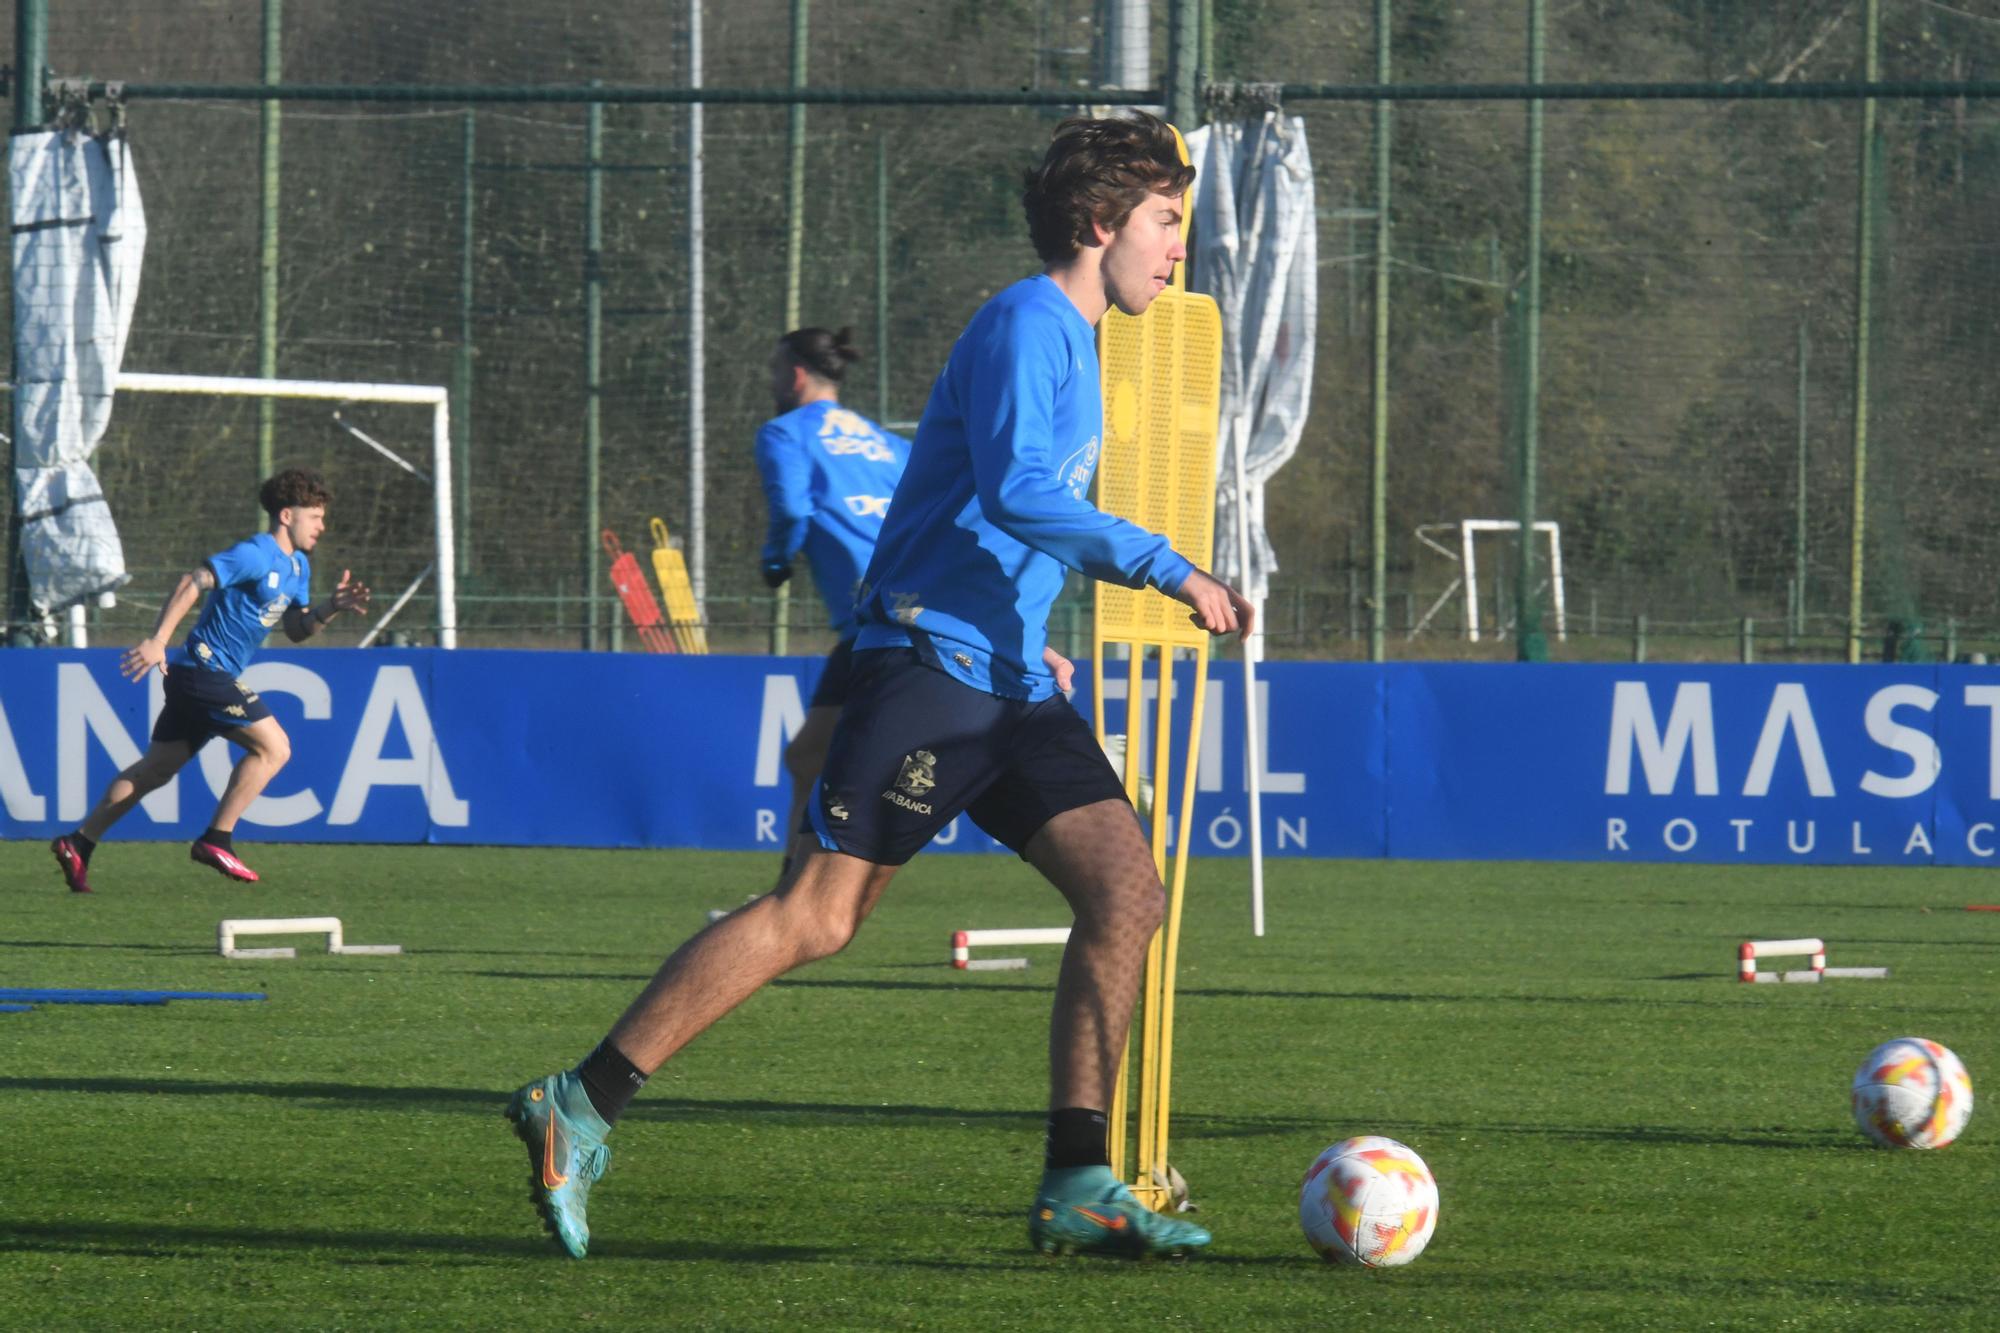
left=0, top=988, right=267, bottom=1005
left=0, top=1004, right=33, bottom=1013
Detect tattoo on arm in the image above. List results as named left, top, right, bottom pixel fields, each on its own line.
left=193, top=567, right=216, bottom=591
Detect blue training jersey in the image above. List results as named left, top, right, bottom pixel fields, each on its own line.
left=756, top=400, right=909, bottom=638
left=174, top=532, right=312, bottom=678
left=854, top=275, right=1194, bottom=700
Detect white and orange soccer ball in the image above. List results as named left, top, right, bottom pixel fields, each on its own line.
left=1851, top=1037, right=1974, bottom=1149
left=1298, top=1135, right=1438, bottom=1267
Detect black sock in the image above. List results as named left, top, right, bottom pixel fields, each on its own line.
left=1045, top=1107, right=1111, bottom=1170
left=200, top=827, right=233, bottom=851
left=575, top=1040, right=648, bottom=1126
left=71, top=832, right=96, bottom=866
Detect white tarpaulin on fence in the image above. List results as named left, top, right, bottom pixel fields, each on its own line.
left=10, top=125, right=145, bottom=615
left=1185, top=113, right=1316, bottom=610
left=1186, top=111, right=1316, bottom=935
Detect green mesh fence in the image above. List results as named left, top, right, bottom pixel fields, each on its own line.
left=5, top=0, right=1999, bottom=661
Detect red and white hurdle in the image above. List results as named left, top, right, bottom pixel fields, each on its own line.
left=1738, top=936, right=1886, bottom=983
left=951, top=927, right=1070, bottom=972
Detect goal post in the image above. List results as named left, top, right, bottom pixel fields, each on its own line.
left=114, top=372, right=457, bottom=648
left=1413, top=519, right=1565, bottom=644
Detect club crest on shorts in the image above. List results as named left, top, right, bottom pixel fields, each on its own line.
left=883, top=750, right=938, bottom=815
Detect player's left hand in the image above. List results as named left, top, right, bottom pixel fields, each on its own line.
left=760, top=560, right=793, bottom=589
left=1042, top=645, right=1075, bottom=694
left=332, top=570, right=372, bottom=616
left=1173, top=568, right=1255, bottom=636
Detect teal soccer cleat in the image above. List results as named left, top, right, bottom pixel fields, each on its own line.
left=505, top=1072, right=612, bottom=1258
left=1028, top=1165, right=1211, bottom=1258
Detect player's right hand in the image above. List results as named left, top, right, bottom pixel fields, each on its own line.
left=1173, top=569, right=1254, bottom=636
left=121, top=637, right=167, bottom=682
left=760, top=559, right=793, bottom=589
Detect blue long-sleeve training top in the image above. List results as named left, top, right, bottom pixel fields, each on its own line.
left=755, top=400, right=909, bottom=639
left=854, top=274, right=1195, bottom=699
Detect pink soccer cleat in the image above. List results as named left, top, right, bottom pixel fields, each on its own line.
left=191, top=840, right=260, bottom=883
left=51, top=836, right=92, bottom=894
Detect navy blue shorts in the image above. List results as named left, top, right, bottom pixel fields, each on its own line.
left=152, top=666, right=272, bottom=751
left=808, top=637, right=859, bottom=709
left=808, top=649, right=1130, bottom=866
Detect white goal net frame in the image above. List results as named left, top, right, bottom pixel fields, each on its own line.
left=115, top=372, right=458, bottom=648
left=1413, top=518, right=1566, bottom=644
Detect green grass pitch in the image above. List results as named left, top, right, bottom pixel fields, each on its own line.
left=2, top=841, right=1996, bottom=1330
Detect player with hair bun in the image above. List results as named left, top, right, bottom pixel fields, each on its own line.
left=755, top=326, right=910, bottom=880
left=48, top=467, right=371, bottom=892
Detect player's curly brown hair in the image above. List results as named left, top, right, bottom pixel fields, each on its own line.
left=259, top=467, right=333, bottom=522
left=1021, top=112, right=1195, bottom=265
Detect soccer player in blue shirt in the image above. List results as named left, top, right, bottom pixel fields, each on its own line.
left=49, top=468, right=371, bottom=892
left=508, top=112, right=1250, bottom=1260
left=756, top=326, right=909, bottom=877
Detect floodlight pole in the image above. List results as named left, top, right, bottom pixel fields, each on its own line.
left=687, top=0, right=708, bottom=612
left=10, top=1, right=46, bottom=166
left=583, top=95, right=605, bottom=652
left=1368, top=0, right=1392, bottom=665
left=258, top=0, right=282, bottom=517
left=1847, top=0, right=1881, bottom=665
left=774, top=0, right=810, bottom=656
left=1794, top=317, right=1809, bottom=646
left=876, top=133, right=889, bottom=422
left=1514, top=0, right=1548, bottom=662
left=1102, top=0, right=1149, bottom=94
left=5, top=0, right=49, bottom=644
left=456, top=111, right=475, bottom=581
left=1168, top=0, right=1198, bottom=128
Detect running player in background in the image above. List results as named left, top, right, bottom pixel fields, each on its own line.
left=507, top=112, right=1247, bottom=1261
left=48, top=468, right=371, bottom=892
left=756, top=327, right=909, bottom=879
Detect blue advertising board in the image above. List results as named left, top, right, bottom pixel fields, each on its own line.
left=2, top=649, right=1996, bottom=865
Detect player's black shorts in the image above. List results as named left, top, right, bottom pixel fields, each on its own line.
left=808, top=648, right=1130, bottom=866
left=152, top=666, right=272, bottom=751
left=808, top=636, right=860, bottom=709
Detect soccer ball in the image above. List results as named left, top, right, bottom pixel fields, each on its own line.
left=1298, top=1135, right=1439, bottom=1267
left=1851, top=1037, right=1974, bottom=1149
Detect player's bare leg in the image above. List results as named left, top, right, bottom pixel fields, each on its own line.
left=191, top=717, right=290, bottom=881
left=208, top=717, right=291, bottom=832
left=775, top=706, right=841, bottom=885
left=1023, top=797, right=1209, bottom=1256
left=507, top=835, right=895, bottom=1256
left=1026, top=799, right=1164, bottom=1110
left=78, top=738, right=195, bottom=842
left=611, top=837, right=895, bottom=1068
left=52, top=738, right=195, bottom=892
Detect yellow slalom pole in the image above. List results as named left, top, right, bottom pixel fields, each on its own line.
left=1150, top=636, right=1209, bottom=1185
left=1093, top=121, right=1221, bottom=1213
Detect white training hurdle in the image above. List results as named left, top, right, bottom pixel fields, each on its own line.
left=1738, top=937, right=1825, bottom=983
left=218, top=917, right=403, bottom=961
left=951, top=927, right=1070, bottom=971
left=1738, top=936, right=1886, bottom=983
